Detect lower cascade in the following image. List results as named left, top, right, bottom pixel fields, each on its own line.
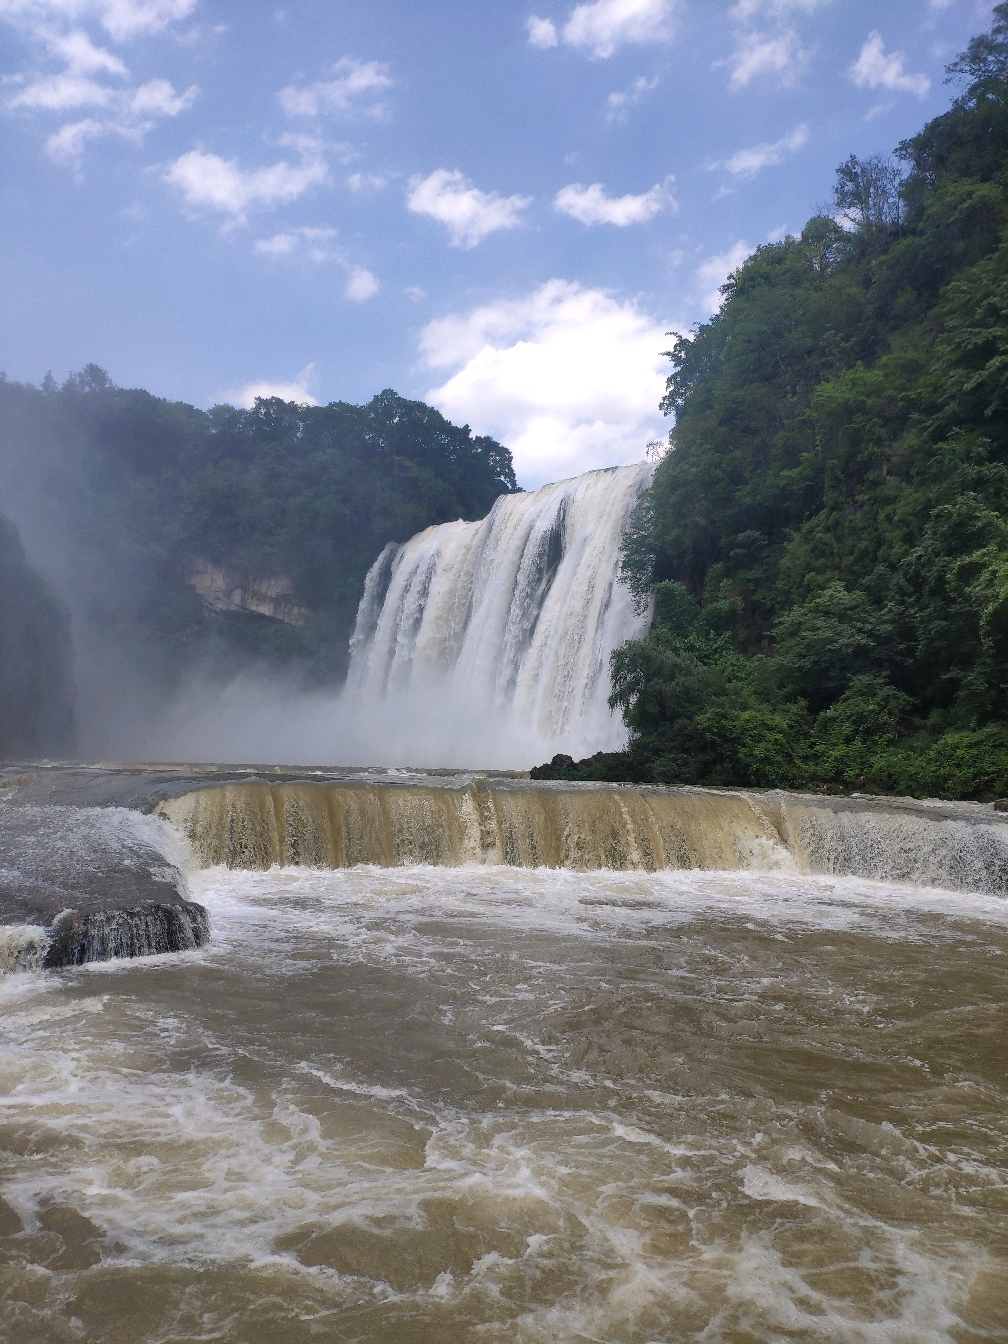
left=346, top=464, right=654, bottom=760
left=160, top=781, right=1008, bottom=895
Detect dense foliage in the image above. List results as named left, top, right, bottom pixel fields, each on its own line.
left=0, top=515, right=75, bottom=758
left=0, top=376, right=517, bottom=686
left=537, top=7, right=1008, bottom=800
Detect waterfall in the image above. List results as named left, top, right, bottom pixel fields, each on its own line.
left=159, top=781, right=1008, bottom=896
left=347, top=464, right=654, bottom=762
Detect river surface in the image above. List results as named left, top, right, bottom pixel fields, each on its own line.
left=2, top=862, right=1007, bottom=1342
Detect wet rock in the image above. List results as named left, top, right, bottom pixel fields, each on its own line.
left=42, top=902, right=210, bottom=969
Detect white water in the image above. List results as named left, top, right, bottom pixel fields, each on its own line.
left=347, top=464, right=653, bottom=761
left=3, top=861, right=1007, bottom=1342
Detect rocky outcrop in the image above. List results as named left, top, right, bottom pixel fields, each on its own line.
left=183, top=558, right=308, bottom=625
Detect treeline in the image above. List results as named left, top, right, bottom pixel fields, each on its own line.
left=537, top=7, right=1008, bottom=800
left=0, top=373, right=518, bottom=708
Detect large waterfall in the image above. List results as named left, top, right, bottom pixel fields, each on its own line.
left=346, top=464, right=653, bottom=764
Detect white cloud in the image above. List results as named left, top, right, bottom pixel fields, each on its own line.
left=1, top=1, right=199, bottom=170
left=730, top=0, right=821, bottom=15
left=850, top=32, right=930, bottom=98
left=0, top=1, right=199, bottom=41
left=163, top=148, right=329, bottom=220
left=130, top=76, right=197, bottom=115
left=696, top=240, right=751, bottom=314
left=554, top=179, right=672, bottom=225
left=223, top=363, right=318, bottom=408
left=606, top=72, right=658, bottom=121
left=527, top=14, right=557, bottom=47
left=345, top=265, right=378, bottom=301
left=50, top=28, right=127, bottom=75
left=278, top=56, right=391, bottom=118
left=420, top=279, right=670, bottom=486
left=719, top=123, right=807, bottom=176
left=717, top=27, right=806, bottom=89
left=7, top=71, right=116, bottom=110
left=562, top=0, right=676, bottom=58
left=45, top=113, right=141, bottom=163
left=407, top=168, right=532, bottom=249
left=254, top=225, right=338, bottom=261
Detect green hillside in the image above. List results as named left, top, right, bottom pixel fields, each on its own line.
left=0, top=515, right=75, bottom=758
left=0, top=375, right=517, bottom=689
left=537, top=6, right=1008, bottom=800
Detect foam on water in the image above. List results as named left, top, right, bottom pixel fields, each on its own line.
left=2, top=861, right=1007, bottom=1341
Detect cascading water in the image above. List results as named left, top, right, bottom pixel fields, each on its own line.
left=347, top=464, right=653, bottom=761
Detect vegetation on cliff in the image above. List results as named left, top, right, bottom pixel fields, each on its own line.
left=0, top=378, right=517, bottom=687
left=536, top=7, right=1008, bottom=800
left=0, top=515, right=75, bottom=758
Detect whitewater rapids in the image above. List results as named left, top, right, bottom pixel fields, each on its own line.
left=2, top=860, right=1007, bottom=1341
left=347, top=463, right=653, bottom=760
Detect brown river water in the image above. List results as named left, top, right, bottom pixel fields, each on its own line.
left=2, top=806, right=1008, bottom=1341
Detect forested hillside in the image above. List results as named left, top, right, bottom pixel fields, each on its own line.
left=537, top=6, right=1008, bottom=800
left=0, top=515, right=75, bottom=758
left=0, top=375, right=517, bottom=694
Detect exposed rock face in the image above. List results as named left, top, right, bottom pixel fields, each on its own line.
left=0, top=515, right=75, bottom=759
left=184, top=558, right=308, bottom=626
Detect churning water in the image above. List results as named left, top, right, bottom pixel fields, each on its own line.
left=3, top=850, right=1007, bottom=1341
left=347, top=463, right=654, bottom=760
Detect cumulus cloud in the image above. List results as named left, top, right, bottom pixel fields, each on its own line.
left=850, top=32, right=930, bottom=98
left=407, top=168, right=532, bottom=248
left=278, top=56, right=392, bottom=118
left=563, top=0, right=676, bottom=58
left=1, top=1, right=199, bottom=170
left=164, top=147, right=329, bottom=220
left=554, top=179, right=672, bottom=225
left=345, top=265, right=379, bottom=301
left=606, top=73, right=658, bottom=121
left=526, top=15, right=558, bottom=47
left=718, top=123, right=807, bottom=176
left=716, top=27, right=807, bottom=89
left=419, top=279, right=670, bottom=486
left=696, top=240, right=751, bottom=314
left=222, top=363, right=318, bottom=408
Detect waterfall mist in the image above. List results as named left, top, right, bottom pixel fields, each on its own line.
left=101, top=464, right=654, bottom=769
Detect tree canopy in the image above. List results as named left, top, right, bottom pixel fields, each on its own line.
left=536, top=4, right=1008, bottom=801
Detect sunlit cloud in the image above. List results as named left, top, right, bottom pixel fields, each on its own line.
left=420, top=279, right=671, bottom=486
left=563, top=0, right=677, bottom=58
left=407, top=168, right=532, bottom=248
left=716, top=123, right=808, bottom=177
left=345, top=265, right=378, bottom=301
left=554, top=179, right=673, bottom=225
left=278, top=56, right=392, bottom=118
left=696, top=240, right=752, bottom=313
left=716, top=27, right=807, bottom=89
left=221, top=362, right=318, bottom=408
left=164, top=147, right=329, bottom=221
left=850, top=32, right=930, bottom=98
left=1, top=0, right=200, bottom=171
left=526, top=14, right=558, bottom=47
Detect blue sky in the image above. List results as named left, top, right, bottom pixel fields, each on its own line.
left=0, top=0, right=995, bottom=487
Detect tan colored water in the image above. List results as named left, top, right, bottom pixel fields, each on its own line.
left=160, top=779, right=1008, bottom=893
left=2, top=855, right=1007, bottom=1342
